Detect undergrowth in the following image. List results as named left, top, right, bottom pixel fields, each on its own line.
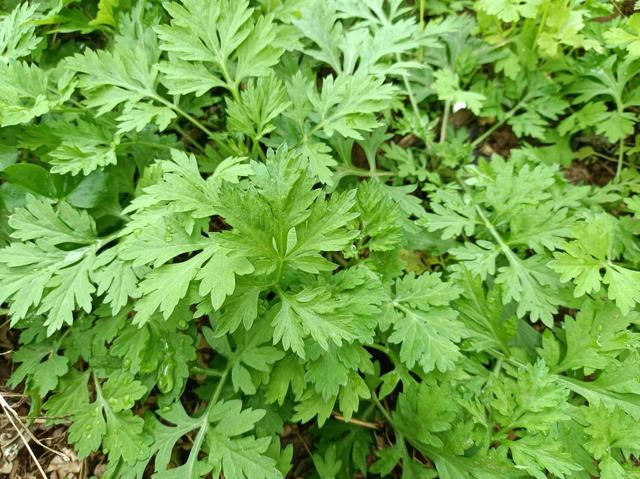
left=1, top=1, right=640, bottom=478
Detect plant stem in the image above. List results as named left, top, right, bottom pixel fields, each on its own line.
left=471, top=98, right=526, bottom=148
left=153, top=95, right=215, bottom=140
left=50, top=107, right=85, bottom=114
left=337, top=167, right=395, bottom=178
left=208, top=364, right=231, bottom=405
left=219, top=63, right=240, bottom=102
left=370, top=391, right=395, bottom=427
left=251, top=137, right=267, bottom=161
left=366, top=342, right=413, bottom=383
left=173, top=122, right=206, bottom=154
left=191, top=366, right=224, bottom=377
left=418, top=0, right=425, bottom=62
left=615, top=137, right=625, bottom=180
left=533, top=0, right=551, bottom=53
left=181, top=364, right=231, bottom=475
left=439, top=100, right=451, bottom=144
left=331, top=412, right=381, bottom=430
left=397, top=54, right=422, bottom=121
left=118, top=140, right=174, bottom=150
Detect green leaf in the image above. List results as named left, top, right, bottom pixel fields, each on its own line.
left=477, top=0, right=544, bottom=22
left=491, top=361, right=571, bottom=433
left=312, top=444, right=342, bottom=479
left=37, top=252, right=96, bottom=333
left=124, top=149, right=224, bottom=218
left=8, top=196, right=96, bottom=245
left=68, top=402, right=107, bottom=458
left=226, top=74, right=290, bottom=142
left=158, top=60, right=226, bottom=96
left=197, top=247, right=254, bottom=310
left=387, top=273, right=463, bottom=373
left=68, top=373, right=150, bottom=463
left=394, top=381, right=459, bottom=448
left=307, top=73, right=397, bottom=140
left=67, top=26, right=173, bottom=132
left=433, top=68, right=486, bottom=115
left=103, top=372, right=148, bottom=411
left=558, top=359, right=640, bottom=419
left=91, top=0, right=120, bottom=27
left=7, top=343, right=69, bottom=396
left=155, top=0, right=293, bottom=90
left=550, top=301, right=640, bottom=373
left=44, top=369, right=90, bottom=417
left=150, top=399, right=277, bottom=479
left=508, top=435, right=582, bottom=479
left=550, top=214, right=640, bottom=313
left=134, top=252, right=210, bottom=325
left=0, top=61, right=53, bottom=126
left=272, top=288, right=356, bottom=358
left=2, top=163, right=57, bottom=197
left=92, top=254, right=139, bottom=315
left=584, top=404, right=640, bottom=478
left=0, top=2, right=41, bottom=60
left=605, top=14, right=640, bottom=58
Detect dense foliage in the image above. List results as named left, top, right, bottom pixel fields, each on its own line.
left=1, top=0, right=640, bottom=478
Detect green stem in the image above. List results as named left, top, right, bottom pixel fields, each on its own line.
left=366, top=342, right=413, bottom=383
left=208, top=365, right=230, bottom=405
left=117, top=140, right=174, bottom=150
left=337, top=167, right=395, bottom=178
left=50, top=107, right=85, bottom=114
left=473, top=197, right=519, bottom=265
left=94, top=230, right=124, bottom=251
left=250, top=137, right=267, bottom=161
left=471, top=98, right=526, bottom=148
left=533, top=0, right=551, bottom=53
left=182, top=365, right=231, bottom=475
left=396, top=54, right=422, bottom=121
left=439, top=100, right=451, bottom=144
left=371, top=391, right=423, bottom=470
left=153, top=95, right=215, bottom=140
left=172, top=122, right=206, bottom=154
left=219, top=62, right=240, bottom=102
left=191, top=366, right=224, bottom=377
left=418, top=0, right=425, bottom=64
left=93, top=372, right=106, bottom=404
left=366, top=342, right=394, bottom=358
left=370, top=391, right=395, bottom=428
left=615, top=137, right=625, bottom=181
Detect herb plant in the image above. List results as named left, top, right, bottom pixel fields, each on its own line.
left=1, top=1, right=640, bottom=478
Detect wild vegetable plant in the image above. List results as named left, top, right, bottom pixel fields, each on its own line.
left=1, top=1, right=640, bottom=478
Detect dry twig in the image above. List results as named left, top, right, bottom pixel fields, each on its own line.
left=0, top=391, right=72, bottom=479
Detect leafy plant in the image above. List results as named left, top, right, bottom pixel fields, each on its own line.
left=2, top=1, right=640, bottom=479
